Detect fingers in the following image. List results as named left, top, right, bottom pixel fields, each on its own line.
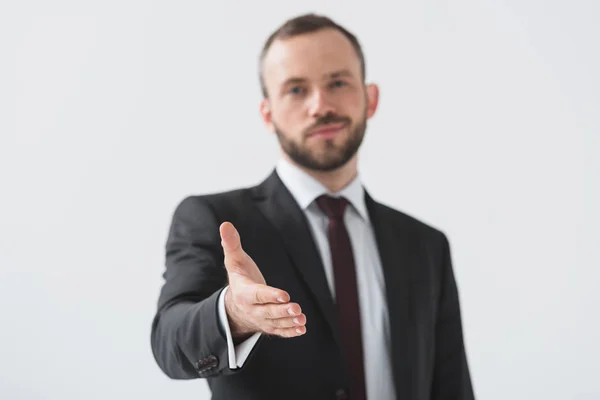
left=252, top=302, right=307, bottom=336
left=269, top=314, right=307, bottom=329
left=220, top=222, right=247, bottom=270
left=252, top=302, right=303, bottom=320
left=269, top=325, right=307, bottom=338
left=232, top=279, right=289, bottom=304
left=250, top=284, right=290, bottom=305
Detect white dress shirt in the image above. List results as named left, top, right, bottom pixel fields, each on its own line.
left=217, top=158, right=396, bottom=399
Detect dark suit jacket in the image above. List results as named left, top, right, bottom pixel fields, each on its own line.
left=150, top=170, right=475, bottom=400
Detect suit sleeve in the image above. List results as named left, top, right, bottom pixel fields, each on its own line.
left=150, top=196, right=262, bottom=379
left=431, top=233, right=476, bottom=400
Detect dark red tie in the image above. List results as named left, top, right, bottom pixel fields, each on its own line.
left=316, top=195, right=367, bottom=400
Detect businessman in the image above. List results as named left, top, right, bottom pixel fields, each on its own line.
left=151, top=13, right=475, bottom=400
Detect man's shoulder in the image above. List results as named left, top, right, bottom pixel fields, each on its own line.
left=172, top=171, right=278, bottom=217
left=372, top=199, right=446, bottom=242
left=174, top=185, right=254, bottom=215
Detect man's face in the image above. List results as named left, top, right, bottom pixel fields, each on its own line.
left=260, top=28, right=379, bottom=172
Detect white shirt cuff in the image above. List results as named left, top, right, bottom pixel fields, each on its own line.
left=218, top=285, right=262, bottom=369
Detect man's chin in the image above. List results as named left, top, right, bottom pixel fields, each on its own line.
left=299, top=155, right=349, bottom=172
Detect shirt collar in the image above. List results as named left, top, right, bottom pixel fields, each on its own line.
left=275, top=158, right=370, bottom=221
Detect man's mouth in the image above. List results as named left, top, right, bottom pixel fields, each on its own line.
left=308, top=122, right=348, bottom=139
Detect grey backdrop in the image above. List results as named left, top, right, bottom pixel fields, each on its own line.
left=2, top=1, right=598, bottom=399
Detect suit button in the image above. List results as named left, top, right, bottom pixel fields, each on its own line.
left=335, top=389, right=348, bottom=400
left=207, top=355, right=218, bottom=368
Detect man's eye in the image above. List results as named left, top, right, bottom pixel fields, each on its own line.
left=331, top=80, right=347, bottom=88
left=289, top=86, right=305, bottom=95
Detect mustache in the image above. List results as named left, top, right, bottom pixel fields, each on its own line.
left=305, top=114, right=352, bottom=135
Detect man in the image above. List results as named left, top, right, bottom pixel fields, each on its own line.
left=151, top=13, right=475, bottom=400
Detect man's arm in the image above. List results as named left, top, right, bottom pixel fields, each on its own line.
left=431, top=233, right=476, bottom=400
left=150, top=196, right=262, bottom=379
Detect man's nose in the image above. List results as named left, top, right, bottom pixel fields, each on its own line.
left=308, top=90, right=335, bottom=117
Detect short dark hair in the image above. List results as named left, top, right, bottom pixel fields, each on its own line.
left=259, top=13, right=366, bottom=98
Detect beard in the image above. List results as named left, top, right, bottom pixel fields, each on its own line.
left=273, top=109, right=367, bottom=172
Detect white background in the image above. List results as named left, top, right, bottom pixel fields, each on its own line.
left=1, top=1, right=598, bottom=399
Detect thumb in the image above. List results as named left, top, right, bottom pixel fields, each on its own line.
left=220, top=222, right=248, bottom=272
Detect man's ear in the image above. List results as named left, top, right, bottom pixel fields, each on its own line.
left=260, top=98, right=276, bottom=133
left=365, top=83, right=380, bottom=119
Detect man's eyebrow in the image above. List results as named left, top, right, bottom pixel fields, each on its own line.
left=325, top=69, right=354, bottom=79
left=281, top=77, right=307, bottom=87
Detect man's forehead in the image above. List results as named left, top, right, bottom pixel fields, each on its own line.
left=263, top=29, right=360, bottom=83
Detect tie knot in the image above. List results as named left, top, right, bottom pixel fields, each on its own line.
left=316, top=195, right=348, bottom=220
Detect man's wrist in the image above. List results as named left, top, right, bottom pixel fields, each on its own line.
left=224, top=287, right=255, bottom=341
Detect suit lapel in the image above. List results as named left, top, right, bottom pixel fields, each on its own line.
left=365, top=191, right=416, bottom=400
left=252, top=171, right=344, bottom=352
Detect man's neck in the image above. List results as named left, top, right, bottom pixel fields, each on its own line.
left=282, top=154, right=359, bottom=193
